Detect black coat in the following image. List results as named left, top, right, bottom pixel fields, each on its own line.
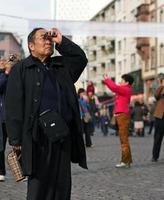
left=5, top=36, right=88, bottom=175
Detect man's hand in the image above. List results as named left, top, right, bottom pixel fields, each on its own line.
left=49, top=28, right=62, bottom=45
left=4, top=62, right=13, bottom=74
left=0, top=59, right=6, bottom=71
left=0, top=59, right=11, bottom=74
left=0, top=55, right=18, bottom=74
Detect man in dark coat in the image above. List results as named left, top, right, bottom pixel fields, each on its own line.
left=5, top=28, right=88, bottom=200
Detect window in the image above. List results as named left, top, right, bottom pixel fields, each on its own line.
left=101, top=12, right=105, bottom=19
left=0, top=34, right=5, bottom=41
left=118, top=61, right=122, bottom=75
left=93, top=50, right=97, bottom=60
left=131, top=53, right=136, bottom=69
left=93, top=36, right=96, bottom=42
left=124, top=38, right=126, bottom=51
left=118, top=40, right=121, bottom=54
left=111, top=4, right=115, bottom=16
left=151, top=12, right=155, bottom=22
left=160, top=10, right=164, bottom=22
left=124, top=59, right=127, bottom=70
left=93, top=66, right=97, bottom=72
left=151, top=47, right=155, bottom=69
left=160, top=44, right=164, bottom=66
left=0, top=50, right=5, bottom=57
left=101, top=63, right=106, bottom=73
left=101, top=45, right=106, bottom=55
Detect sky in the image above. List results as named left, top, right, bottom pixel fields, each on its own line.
left=0, top=0, right=111, bottom=53
left=0, top=0, right=111, bottom=19
left=0, top=0, right=51, bottom=19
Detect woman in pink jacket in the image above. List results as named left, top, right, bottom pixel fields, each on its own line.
left=103, top=74, right=134, bottom=168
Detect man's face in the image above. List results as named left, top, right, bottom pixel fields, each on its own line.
left=29, top=29, right=54, bottom=59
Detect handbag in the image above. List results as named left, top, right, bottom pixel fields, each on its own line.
left=7, top=149, right=25, bottom=182
left=39, top=109, right=69, bottom=143
left=109, top=115, right=118, bottom=130
left=38, top=73, right=69, bottom=143
left=83, top=112, right=92, bottom=123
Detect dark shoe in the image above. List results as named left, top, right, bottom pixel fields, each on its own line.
left=151, top=158, right=158, bottom=162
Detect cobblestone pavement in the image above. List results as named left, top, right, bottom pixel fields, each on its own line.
left=1, top=130, right=164, bottom=200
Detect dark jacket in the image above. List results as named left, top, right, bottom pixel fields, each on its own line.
left=132, top=105, right=144, bottom=121
left=154, top=86, right=164, bottom=119
left=5, top=36, right=88, bottom=175
left=0, top=72, right=8, bottom=151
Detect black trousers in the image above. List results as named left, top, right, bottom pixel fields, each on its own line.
left=148, top=120, right=154, bottom=135
left=152, top=117, right=164, bottom=160
left=0, top=123, right=7, bottom=175
left=27, top=131, right=71, bottom=200
left=82, top=120, right=92, bottom=147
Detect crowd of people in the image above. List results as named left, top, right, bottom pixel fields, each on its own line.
left=0, top=27, right=164, bottom=200
left=78, top=81, right=158, bottom=138
left=78, top=74, right=164, bottom=169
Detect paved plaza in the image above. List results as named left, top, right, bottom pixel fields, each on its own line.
left=1, top=130, right=164, bottom=200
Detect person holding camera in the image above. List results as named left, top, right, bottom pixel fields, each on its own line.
left=0, top=58, right=9, bottom=182
left=0, top=57, right=17, bottom=182
left=5, top=28, right=88, bottom=199
left=152, top=77, right=164, bottom=162
left=103, top=74, right=134, bottom=168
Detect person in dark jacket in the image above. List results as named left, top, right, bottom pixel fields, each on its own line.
left=99, top=105, right=110, bottom=136
left=5, top=28, right=88, bottom=200
left=0, top=57, right=17, bottom=182
left=152, top=77, right=164, bottom=162
left=132, top=101, right=144, bottom=137
left=78, top=88, right=93, bottom=147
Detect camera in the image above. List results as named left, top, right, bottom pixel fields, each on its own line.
left=43, top=32, right=52, bottom=40
left=8, top=54, right=17, bottom=62
left=43, top=31, right=57, bottom=40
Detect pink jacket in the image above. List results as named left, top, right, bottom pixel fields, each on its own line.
left=104, top=78, right=132, bottom=114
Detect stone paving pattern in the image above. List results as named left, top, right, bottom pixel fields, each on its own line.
left=1, top=131, right=164, bottom=200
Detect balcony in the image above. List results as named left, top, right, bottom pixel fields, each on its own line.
left=136, top=38, right=150, bottom=60
left=136, top=4, right=150, bottom=22
left=136, top=38, right=149, bottom=49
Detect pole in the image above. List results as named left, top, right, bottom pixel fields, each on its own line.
left=50, top=0, right=57, bottom=20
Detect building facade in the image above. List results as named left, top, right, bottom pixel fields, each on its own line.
left=0, top=32, right=24, bottom=59
left=86, top=1, right=116, bottom=96
left=86, top=0, right=164, bottom=101
left=86, top=0, right=143, bottom=96
left=136, top=0, right=164, bottom=102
